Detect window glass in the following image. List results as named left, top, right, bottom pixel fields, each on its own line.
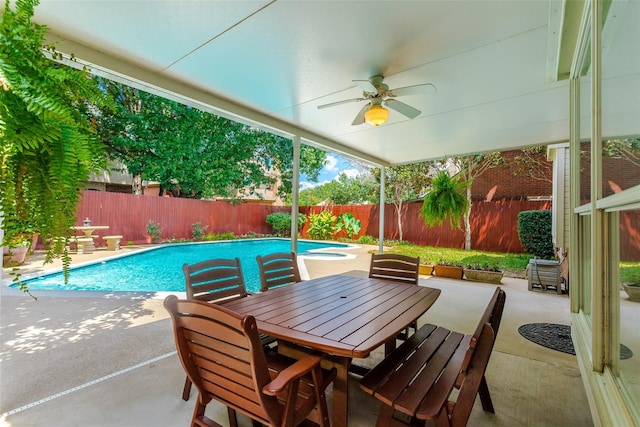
left=580, top=214, right=592, bottom=317
left=618, top=208, right=640, bottom=404
left=601, top=1, right=640, bottom=196
left=579, top=65, right=592, bottom=205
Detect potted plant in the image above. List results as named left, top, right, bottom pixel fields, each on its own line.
left=419, top=263, right=434, bottom=275
left=464, top=262, right=503, bottom=284
left=2, top=234, right=31, bottom=267
left=622, top=272, right=640, bottom=302
left=433, top=259, right=464, bottom=279
left=145, top=220, right=163, bottom=243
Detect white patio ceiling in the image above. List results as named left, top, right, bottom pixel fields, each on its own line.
left=34, top=0, right=574, bottom=167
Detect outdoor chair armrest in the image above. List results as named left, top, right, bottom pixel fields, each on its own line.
left=263, top=352, right=326, bottom=395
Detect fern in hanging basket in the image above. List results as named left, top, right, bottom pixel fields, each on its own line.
left=420, top=170, right=469, bottom=230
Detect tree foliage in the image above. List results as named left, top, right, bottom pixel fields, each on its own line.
left=372, top=163, right=433, bottom=241
left=512, top=146, right=553, bottom=183
left=1, top=0, right=113, bottom=290
left=95, top=80, right=326, bottom=200
left=297, top=172, right=377, bottom=206
left=603, top=138, right=640, bottom=167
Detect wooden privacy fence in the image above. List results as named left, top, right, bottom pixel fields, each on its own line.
left=74, top=191, right=640, bottom=259
left=299, top=200, right=553, bottom=253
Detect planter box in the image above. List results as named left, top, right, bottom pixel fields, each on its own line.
left=419, top=264, right=433, bottom=275
left=2, top=245, right=29, bottom=267
left=464, top=269, right=503, bottom=284
left=433, top=265, right=464, bottom=279
left=622, top=284, right=640, bottom=302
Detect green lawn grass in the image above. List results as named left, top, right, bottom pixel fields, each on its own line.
left=378, top=241, right=533, bottom=278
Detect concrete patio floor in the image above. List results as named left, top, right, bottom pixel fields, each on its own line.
left=1, top=244, right=593, bottom=426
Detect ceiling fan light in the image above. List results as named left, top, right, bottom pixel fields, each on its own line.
left=365, top=105, right=389, bottom=126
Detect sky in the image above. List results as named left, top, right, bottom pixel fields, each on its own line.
left=299, top=154, right=363, bottom=190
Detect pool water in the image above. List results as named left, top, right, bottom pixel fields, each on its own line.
left=19, top=239, right=348, bottom=293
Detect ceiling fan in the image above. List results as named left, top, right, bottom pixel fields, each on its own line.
left=317, top=75, right=436, bottom=126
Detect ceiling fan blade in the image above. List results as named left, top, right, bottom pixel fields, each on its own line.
left=388, top=83, right=436, bottom=97
left=317, top=98, right=365, bottom=109
left=351, top=103, right=370, bottom=125
left=352, top=79, right=378, bottom=94
left=385, top=99, right=421, bottom=119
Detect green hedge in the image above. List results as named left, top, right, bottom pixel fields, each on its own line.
left=517, top=210, right=555, bottom=259
left=266, top=212, right=307, bottom=237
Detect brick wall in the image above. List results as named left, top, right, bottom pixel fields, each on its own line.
left=471, top=150, right=553, bottom=201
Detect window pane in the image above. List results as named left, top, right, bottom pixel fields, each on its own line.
left=580, top=69, right=592, bottom=205
left=601, top=1, right=640, bottom=196
left=618, top=209, right=640, bottom=404
left=581, top=214, right=592, bottom=317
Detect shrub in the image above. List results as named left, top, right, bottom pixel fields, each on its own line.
left=266, top=212, right=307, bottom=237
left=335, top=213, right=362, bottom=239
left=357, top=235, right=378, bottom=245
left=191, top=222, right=208, bottom=241
left=307, top=210, right=338, bottom=240
left=517, top=210, right=555, bottom=259
left=204, top=231, right=236, bottom=241
left=146, top=220, right=162, bottom=243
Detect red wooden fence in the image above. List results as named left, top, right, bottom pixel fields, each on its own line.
left=74, top=191, right=554, bottom=253
left=74, top=191, right=640, bottom=260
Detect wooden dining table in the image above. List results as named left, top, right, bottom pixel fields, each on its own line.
left=222, top=273, right=441, bottom=426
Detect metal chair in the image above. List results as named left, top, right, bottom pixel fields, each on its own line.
left=164, top=296, right=336, bottom=427
left=181, top=257, right=275, bottom=401
left=369, top=253, right=421, bottom=340
left=256, top=252, right=302, bottom=292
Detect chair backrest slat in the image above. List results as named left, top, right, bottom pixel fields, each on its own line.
left=257, top=252, right=302, bottom=292
left=164, top=296, right=278, bottom=425
left=183, top=258, right=248, bottom=302
left=369, top=254, right=420, bottom=285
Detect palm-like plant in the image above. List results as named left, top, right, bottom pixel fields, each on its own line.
left=420, top=170, right=469, bottom=230
left=1, top=0, right=113, bottom=291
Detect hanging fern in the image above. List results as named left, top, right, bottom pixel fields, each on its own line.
left=420, top=170, right=469, bottom=230
left=1, top=0, right=114, bottom=293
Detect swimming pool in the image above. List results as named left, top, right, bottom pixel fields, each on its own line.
left=18, top=239, right=349, bottom=293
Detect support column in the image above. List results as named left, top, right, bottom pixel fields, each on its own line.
left=378, top=166, right=385, bottom=254
left=291, top=136, right=300, bottom=254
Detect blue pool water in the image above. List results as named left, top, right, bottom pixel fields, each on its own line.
left=19, top=239, right=348, bottom=293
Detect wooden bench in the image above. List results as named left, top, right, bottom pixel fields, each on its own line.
left=103, top=235, right=123, bottom=251
left=360, top=287, right=506, bottom=427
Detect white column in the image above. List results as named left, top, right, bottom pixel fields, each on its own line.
left=378, top=166, right=385, bottom=254
left=290, top=136, right=300, bottom=254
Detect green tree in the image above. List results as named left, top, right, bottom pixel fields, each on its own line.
left=96, top=80, right=326, bottom=199
left=256, top=134, right=327, bottom=198
left=1, top=0, right=113, bottom=290
left=297, top=172, right=377, bottom=206
left=445, top=153, right=505, bottom=250
left=373, top=163, right=433, bottom=241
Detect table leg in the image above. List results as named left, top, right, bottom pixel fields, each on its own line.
left=278, top=342, right=351, bottom=426
left=331, top=356, right=350, bottom=427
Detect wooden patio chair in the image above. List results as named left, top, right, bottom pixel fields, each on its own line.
left=164, top=296, right=336, bottom=427
left=256, top=252, right=302, bottom=292
left=181, top=257, right=275, bottom=401
left=369, top=253, right=421, bottom=340
left=183, top=257, right=248, bottom=303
